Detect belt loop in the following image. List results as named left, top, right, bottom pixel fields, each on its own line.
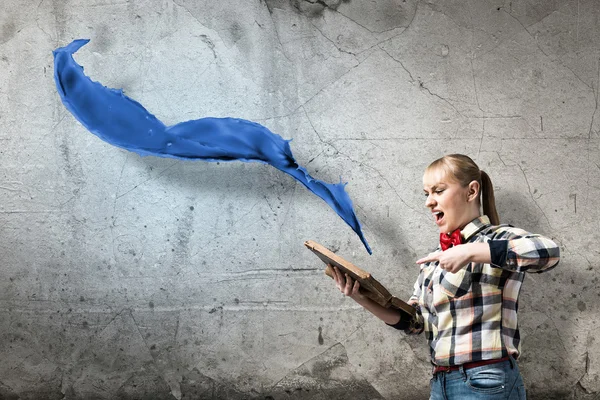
left=508, top=355, right=515, bottom=369
left=459, top=364, right=466, bottom=381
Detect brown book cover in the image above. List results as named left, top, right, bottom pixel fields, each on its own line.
left=304, top=240, right=416, bottom=318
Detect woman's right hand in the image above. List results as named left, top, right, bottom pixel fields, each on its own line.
left=329, top=265, right=404, bottom=326
left=330, top=265, right=364, bottom=301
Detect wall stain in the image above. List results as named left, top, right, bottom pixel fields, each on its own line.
left=318, top=326, right=324, bottom=345
left=264, top=0, right=350, bottom=18
left=230, top=22, right=243, bottom=43
left=1, top=21, right=16, bottom=44
left=93, top=25, right=112, bottom=53
left=51, top=0, right=67, bottom=41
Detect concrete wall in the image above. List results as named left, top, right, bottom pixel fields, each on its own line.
left=1, top=0, right=599, bottom=399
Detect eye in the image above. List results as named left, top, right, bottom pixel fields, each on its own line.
left=435, top=189, right=444, bottom=194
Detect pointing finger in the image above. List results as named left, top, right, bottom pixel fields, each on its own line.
left=417, top=253, right=439, bottom=264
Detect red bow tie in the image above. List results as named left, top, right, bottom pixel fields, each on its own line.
left=440, top=229, right=463, bottom=251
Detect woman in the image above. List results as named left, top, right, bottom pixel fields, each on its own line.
left=331, top=154, right=560, bottom=400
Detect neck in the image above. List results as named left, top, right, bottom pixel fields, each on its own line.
left=455, top=209, right=481, bottom=232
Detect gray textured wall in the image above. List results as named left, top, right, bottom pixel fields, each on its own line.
left=1, top=0, right=599, bottom=399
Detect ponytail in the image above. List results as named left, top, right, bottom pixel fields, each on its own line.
left=480, top=170, right=499, bottom=225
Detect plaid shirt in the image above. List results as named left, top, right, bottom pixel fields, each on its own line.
left=391, top=215, right=560, bottom=366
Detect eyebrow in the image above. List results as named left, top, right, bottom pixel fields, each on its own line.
left=423, top=183, right=446, bottom=191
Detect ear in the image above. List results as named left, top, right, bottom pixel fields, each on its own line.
left=467, top=180, right=480, bottom=202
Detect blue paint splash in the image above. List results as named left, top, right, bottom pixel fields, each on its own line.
left=53, top=39, right=372, bottom=254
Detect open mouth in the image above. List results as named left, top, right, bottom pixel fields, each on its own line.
left=433, top=211, right=444, bottom=224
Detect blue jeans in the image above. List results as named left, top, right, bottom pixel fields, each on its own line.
left=430, top=357, right=526, bottom=400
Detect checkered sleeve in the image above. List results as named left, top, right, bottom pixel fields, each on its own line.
left=386, top=270, right=424, bottom=334
left=488, top=226, right=560, bottom=273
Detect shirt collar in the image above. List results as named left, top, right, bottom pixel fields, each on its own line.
left=461, top=215, right=491, bottom=241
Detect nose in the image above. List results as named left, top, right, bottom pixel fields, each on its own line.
left=425, top=193, right=435, bottom=208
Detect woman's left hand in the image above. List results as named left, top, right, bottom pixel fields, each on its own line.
left=416, top=244, right=472, bottom=273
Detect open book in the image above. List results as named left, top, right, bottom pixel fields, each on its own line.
left=304, top=240, right=416, bottom=318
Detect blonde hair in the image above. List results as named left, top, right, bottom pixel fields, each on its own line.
left=425, top=154, right=500, bottom=225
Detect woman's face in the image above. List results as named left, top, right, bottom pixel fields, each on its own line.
left=423, top=170, right=474, bottom=234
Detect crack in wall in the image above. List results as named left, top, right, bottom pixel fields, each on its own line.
left=380, top=44, right=476, bottom=121
left=502, top=8, right=596, bottom=94
left=588, top=59, right=600, bottom=139
left=263, top=4, right=295, bottom=63
left=308, top=19, right=358, bottom=56
left=517, top=164, right=553, bottom=230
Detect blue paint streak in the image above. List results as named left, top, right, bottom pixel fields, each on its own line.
left=53, top=39, right=372, bottom=254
